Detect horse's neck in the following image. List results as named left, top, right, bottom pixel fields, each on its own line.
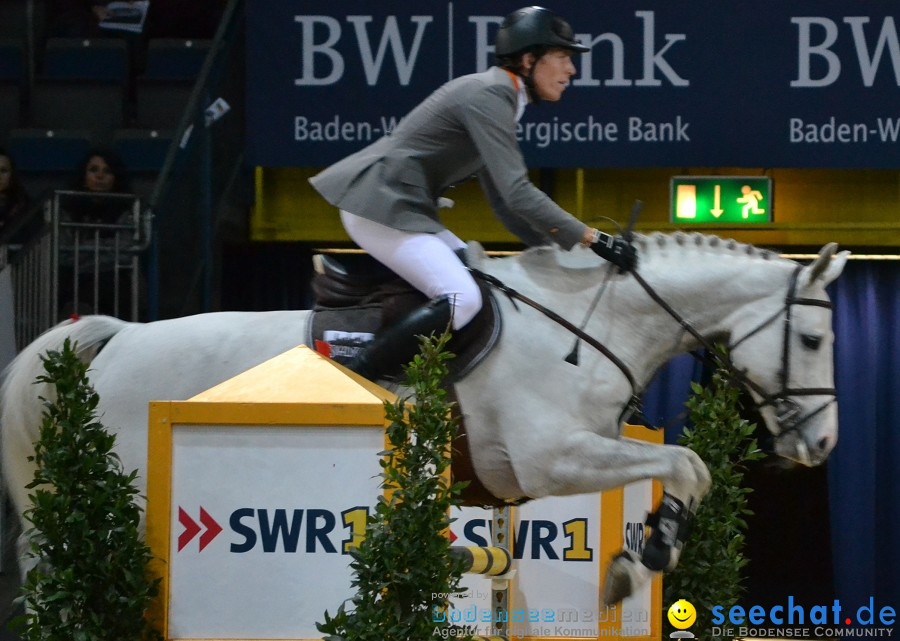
left=605, top=252, right=793, bottom=386
left=487, top=246, right=793, bottom=391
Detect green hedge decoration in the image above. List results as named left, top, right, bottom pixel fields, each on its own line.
left=663, top=368, right=765, bottom=641
left=18, top=338, right=160, bottom=641
left=318, top=331, right=469, bottom=641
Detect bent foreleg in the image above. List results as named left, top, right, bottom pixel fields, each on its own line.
left=541, top=433, right=711, bottom=604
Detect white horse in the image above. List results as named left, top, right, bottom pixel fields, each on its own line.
left=0, top=232, right=848, bottom=603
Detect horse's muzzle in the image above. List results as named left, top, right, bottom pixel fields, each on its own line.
left=774, top=429, right=834, bottom=467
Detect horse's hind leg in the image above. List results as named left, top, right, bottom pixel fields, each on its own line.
left=543, top=432, right=711, bottom=605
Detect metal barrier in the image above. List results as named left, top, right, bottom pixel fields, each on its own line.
left=1, top=190, right=148, bottom=350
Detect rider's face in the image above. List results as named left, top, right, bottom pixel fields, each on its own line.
left=524, top=48, right=577, bottom=102
left=84, top=156, right=115, bottom=192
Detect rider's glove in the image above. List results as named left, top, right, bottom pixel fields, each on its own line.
left=590, top=231, right=638, bottom=272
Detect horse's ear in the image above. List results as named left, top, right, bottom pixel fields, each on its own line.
left=466, top=241, right=488, bottom=268
left=803, top=243, right=850, bottom=287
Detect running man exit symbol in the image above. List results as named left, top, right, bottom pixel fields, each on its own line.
left=670, top=177, right=772, bottom=224
left=737, top=185, right=765, bottom=218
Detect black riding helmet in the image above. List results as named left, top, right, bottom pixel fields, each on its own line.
left=495, top=6, right=589, bottom=57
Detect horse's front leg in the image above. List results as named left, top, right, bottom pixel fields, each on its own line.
left=543, top=432, right=712, bottom=605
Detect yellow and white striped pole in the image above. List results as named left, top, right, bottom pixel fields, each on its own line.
left=449, top=545, right=512, bottom=576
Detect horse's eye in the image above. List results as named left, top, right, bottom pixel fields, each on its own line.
left=801, top=334, right=822, bottom=350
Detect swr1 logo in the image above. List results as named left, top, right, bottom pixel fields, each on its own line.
left=177, top=506, right=369, bottom=554
left=625, top=521, right=645, bottom=554
left=462, top=517, right=593, bottom=562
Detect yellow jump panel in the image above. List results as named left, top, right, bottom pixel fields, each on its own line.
left=147, top=346, right=395, bottom=641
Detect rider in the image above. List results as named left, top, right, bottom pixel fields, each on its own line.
left=309, top=6, right=637, bottom=381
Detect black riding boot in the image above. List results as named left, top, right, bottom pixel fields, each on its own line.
left=347, top=297, right=453, bottom=381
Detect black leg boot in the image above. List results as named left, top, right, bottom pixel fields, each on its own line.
left=347, top=297, right=453, bottom=381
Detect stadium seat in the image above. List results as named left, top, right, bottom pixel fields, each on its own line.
left=30, top=81, right=125, bottom=140
left=30, top=38, right=129, bottom=140
left=135, top=39, right=210, bottom=130
left=7, top=129, right=93, bottom=173
left=143, top=39, right=211, bottom=80
left=0, top=39, right=26, bottom=138
left=41, top=37, right=128, bottom=82
left=0, top=39, right=25, bottom=83
left=112, top=128, right=174, bottom=173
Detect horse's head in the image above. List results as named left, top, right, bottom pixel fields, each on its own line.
left=727, top=243, right=849, bottom=466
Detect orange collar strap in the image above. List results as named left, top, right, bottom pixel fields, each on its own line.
left=503, top=68, right=520, bottom=91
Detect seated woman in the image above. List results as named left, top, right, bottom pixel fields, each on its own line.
left=58, top=147, right=138, bottom=319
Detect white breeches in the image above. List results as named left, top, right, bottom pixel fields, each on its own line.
left=340, top=211, right=482, bottom=330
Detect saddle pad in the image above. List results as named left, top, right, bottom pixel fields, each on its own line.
left=307, top=286, right=501, bottom=384
left=307, top=304, right=382, bottom=367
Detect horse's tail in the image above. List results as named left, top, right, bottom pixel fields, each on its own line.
left=0, top=315, right=131, bottom=556
left=1, top=315, right=130, bottom=432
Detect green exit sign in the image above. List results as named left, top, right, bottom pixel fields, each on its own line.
left=670, top=176, right=773, bottom=224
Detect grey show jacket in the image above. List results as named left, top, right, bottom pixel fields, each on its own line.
left=309, top=66, right=587, bottom=250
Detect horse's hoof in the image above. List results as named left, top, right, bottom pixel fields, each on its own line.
left=602, top=551, right=637, bottom=605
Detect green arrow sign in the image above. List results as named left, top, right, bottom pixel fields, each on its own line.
left=670, top=177, right=772, bottom=224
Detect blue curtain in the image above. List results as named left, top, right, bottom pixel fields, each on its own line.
left=638, top=353, right=704, bottom=444
left=640, top=259, right=899, bottom=609
left=828, top=260, right=900, bottom=611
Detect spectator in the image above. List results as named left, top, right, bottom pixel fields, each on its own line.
left=0, top=148, right=30, bottom=237
left=64, top=146, right=132, bottom=223
left=58, top=147, right=138, bottom=319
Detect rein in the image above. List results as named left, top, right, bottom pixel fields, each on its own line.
left=631, top=265, right=836, bottom=438
left=469, top=268, right=643, bottom=417
left=472, top=261, right=836, bottom=439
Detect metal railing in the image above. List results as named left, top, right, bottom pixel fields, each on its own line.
left=1, top=190, right=146, bottom=350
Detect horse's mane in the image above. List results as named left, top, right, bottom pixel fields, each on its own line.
left=508, top=231, right=783, bottom=269
left=630, top=231, right=779, bottom=262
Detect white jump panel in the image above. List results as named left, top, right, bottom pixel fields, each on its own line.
left=450, top=427, right=662, bottom=641
left=167, top=424, right=381, bottom=639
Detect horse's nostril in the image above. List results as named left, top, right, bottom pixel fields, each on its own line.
left=817, top=436, right=830, bottom=452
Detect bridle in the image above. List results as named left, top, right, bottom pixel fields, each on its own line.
left=725, top=264, right=836, bottom=441
left=471, top=262, right=836, bottom=442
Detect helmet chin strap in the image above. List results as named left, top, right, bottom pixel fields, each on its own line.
left=520, top=69, right=541, bottom=104
left=503, top=50, right=542, bottom=105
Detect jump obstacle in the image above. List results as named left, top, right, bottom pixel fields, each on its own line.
left=146, top=346, right=662, bottom=641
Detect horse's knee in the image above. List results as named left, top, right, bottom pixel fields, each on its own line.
left=682, top=447, right=711, bottom=498
left=668, top=447, right=706, bottom=498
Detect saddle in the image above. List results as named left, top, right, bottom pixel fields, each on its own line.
left=308, top=252, right=510, bottom=507
left=307, top=253, right=500, bottom=384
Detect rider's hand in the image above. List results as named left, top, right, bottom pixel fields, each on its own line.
left=589, top=230, right=638, bottom=272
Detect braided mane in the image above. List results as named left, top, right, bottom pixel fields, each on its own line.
left=631, top=231, right=780, bottom=262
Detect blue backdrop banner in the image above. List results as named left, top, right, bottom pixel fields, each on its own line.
left=246, top=1, right=900, bottom=169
